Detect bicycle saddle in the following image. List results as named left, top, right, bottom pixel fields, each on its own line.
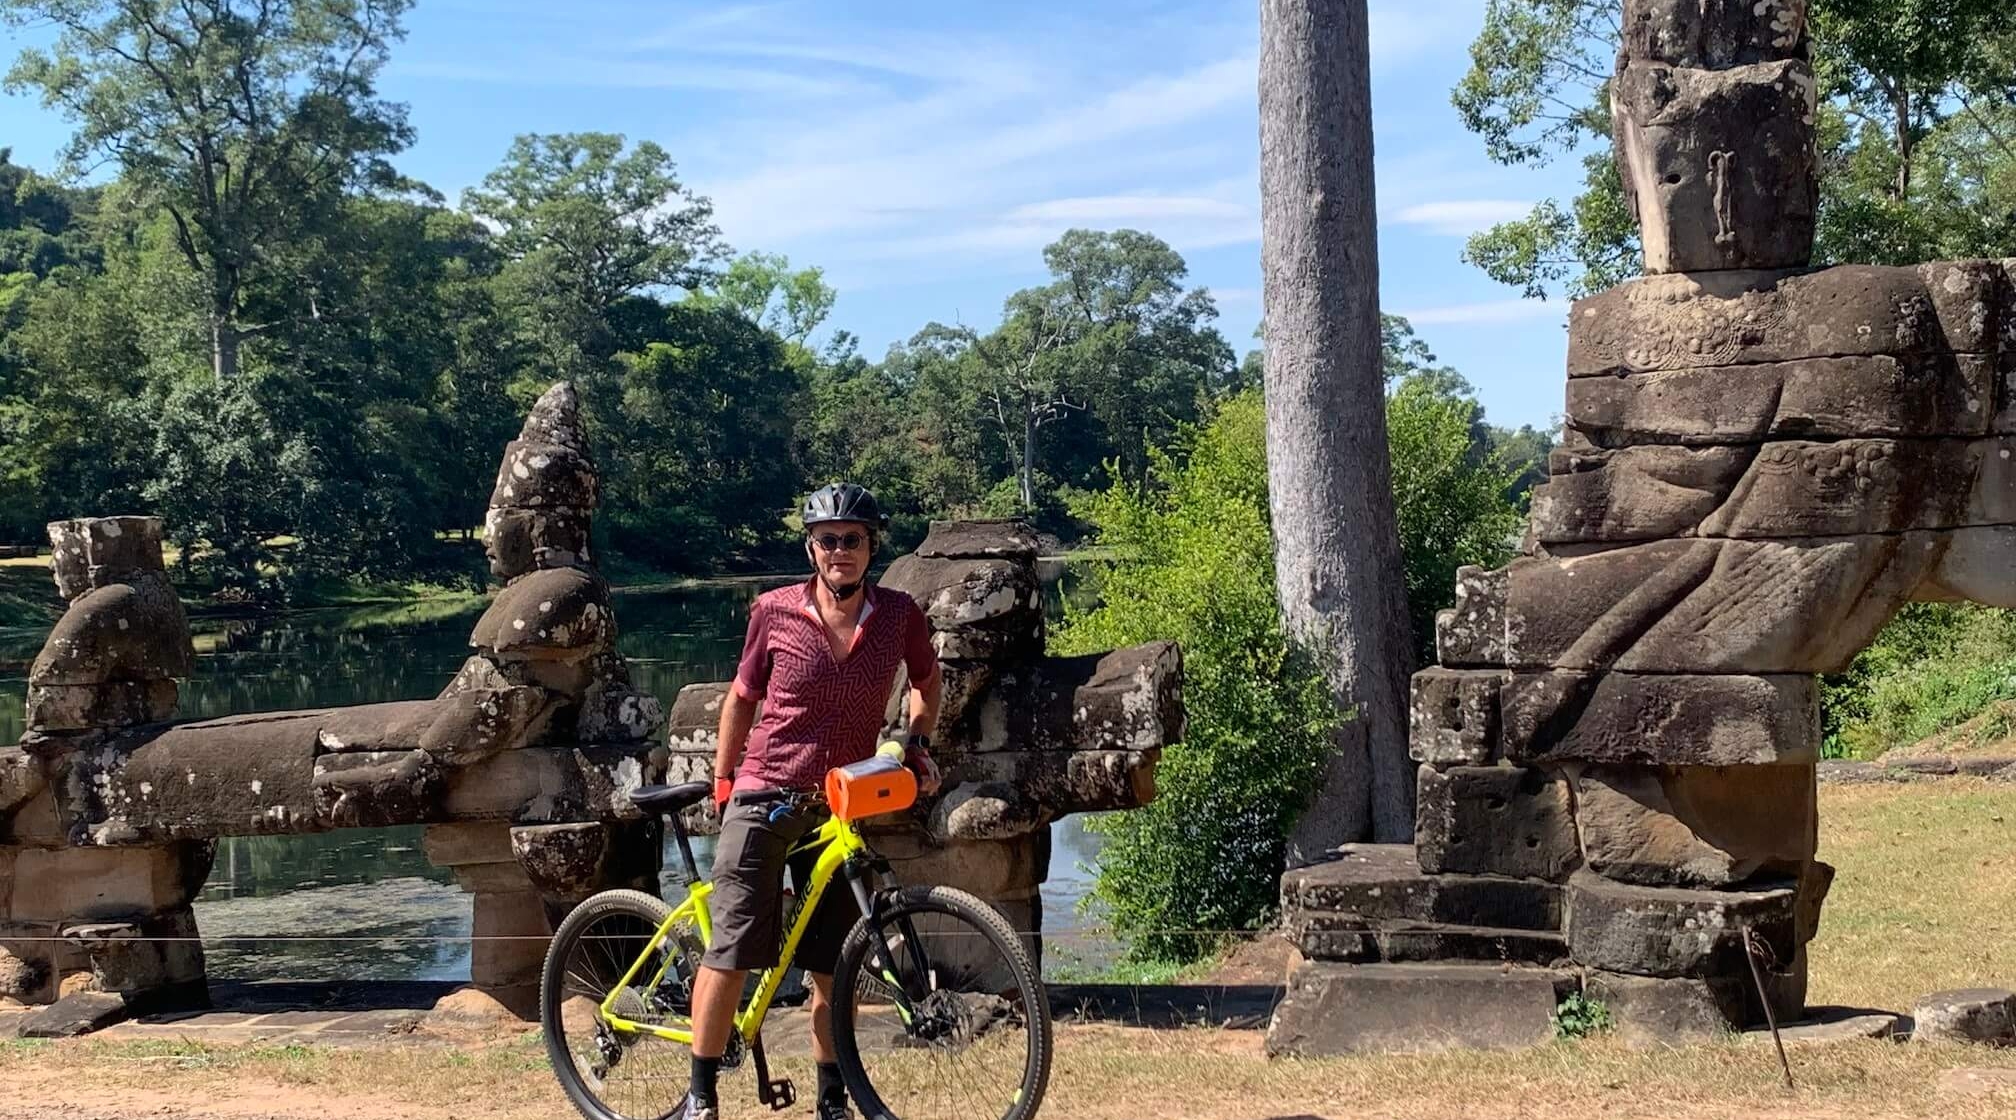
left=629, top=781, right=710, bottom=815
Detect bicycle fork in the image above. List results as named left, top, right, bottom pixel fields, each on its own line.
left=845, top=860, right=934, bottom=1025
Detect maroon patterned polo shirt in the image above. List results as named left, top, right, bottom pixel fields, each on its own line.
left=730, top=578, right=939, bottom=792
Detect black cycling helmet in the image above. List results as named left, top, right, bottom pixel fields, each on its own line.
left=801, top=482, right=889, bottom=531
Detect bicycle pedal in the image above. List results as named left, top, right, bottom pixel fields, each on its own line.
left=761, top=1077, right=795, bottom=1111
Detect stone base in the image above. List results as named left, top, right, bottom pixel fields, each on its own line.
left=1266, top=962, right=1576, bottom=1056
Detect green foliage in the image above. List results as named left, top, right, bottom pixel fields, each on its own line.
left=1387, top=374, right=1526, bottom=658
left=1053, top=366, right=1523, bottom=960
left=1821, top=603, right=2016, bottom=758
left=1051, top=391, right=1340, bottom=963
left=1551, top=992, right=1615, bottom=1040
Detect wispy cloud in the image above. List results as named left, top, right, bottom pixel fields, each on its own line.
left=1392, top=199, right=1534, bottom=236
left=1395, top=299, right=1565, bottom=326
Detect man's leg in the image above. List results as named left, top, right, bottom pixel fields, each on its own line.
left=685, top=965, right=745, bottom=1112
left=809, top=971, right=846, bottom=1114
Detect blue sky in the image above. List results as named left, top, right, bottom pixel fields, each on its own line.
left=1, top=0, right=1589, bottom=431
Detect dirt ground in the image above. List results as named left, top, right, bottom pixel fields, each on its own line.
left=2, top=779, right=2014, bottom=1120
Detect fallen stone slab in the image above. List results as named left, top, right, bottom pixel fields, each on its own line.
left=1290, top=917, right=1568, bottom=967
left=1740, top=1007, right=1904, bottom=1046
left=1266, top=962, right=1575, bottom=1055
left=1911, top=988, right=2016, bottom=1045
left=15, top=990, right=132, bottom=1038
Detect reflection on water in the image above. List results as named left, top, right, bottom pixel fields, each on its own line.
left=3, top=572, right=1120, bottom=981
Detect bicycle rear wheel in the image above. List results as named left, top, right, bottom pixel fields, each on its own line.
left=831, top=886, right=1052, bottom=1120
left=540, top=889, right=703, bottom=1120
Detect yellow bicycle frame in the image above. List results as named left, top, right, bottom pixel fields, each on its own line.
left=596, top=810, right=871, bottom=1045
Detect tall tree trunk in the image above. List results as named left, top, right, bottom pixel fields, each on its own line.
left=211, top=317, right=239, bottom=381
left=1259, top=0, right=1417, bottom=854
left=1889, top=80, right=1913, bottom=201
left=1021, top=408, right=1038, bottom=510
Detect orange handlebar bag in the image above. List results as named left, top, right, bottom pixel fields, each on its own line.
left=825, top=755, right=918, bottom=821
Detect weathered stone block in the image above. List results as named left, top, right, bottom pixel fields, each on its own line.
left=576, top=677, right=665, bottom=746
left=1585, top=969, right=1747, bottom=1043
left=979, top=642, right=1183, bottom=756
left=66, top=910, right=205, bottom=1003
left=1573, top=764, right=1816, bottom=886
left=1502, top=537, right=1943, bottom=674
left=1613, top=58, right=1817, bottom=273
left=509, top=820, right=659, bottom=903
left=871, top=828, right=1051, bottom=900
left=914, top=519, right=1039, bottom=561
left=312, top=750, right=444, bottom=828
left=1283, top=844, right=1563, bottom=932
left=423, top=821, right=514, bottom=867
left=1531, top=438, right=1995, bottom=545
left=1568, top=354, right=1996, bottom=447
left=1408, top=668, right=1504, bottom=766
left=1910, top=988, right=2016, bottom=1045
left=1566, top=870, right=1797, bottom=979
left=469, top=890, right=550, bottom=989
left=469, top=567, right=613, bottom=661
left=1415, top=767, right=1579, bottom=881
left=311, top=701, right=435, bottom=752
left=880, top=554, right=1043, bottom=659
left=1500, top=672, right=1817, bottom=767
left=1290, top=917, right=1568, bottom=967
left=419, top=687, right=555, bottom=762
left=46, top=517, right=167, bottom=601
left=0, top=750, right=43, bottom=822
left=26, top=679, right=178, bottom=733
left=665, top=681, right=732, bottom=755
left=30, top=577, right=193, bottom=686
left=65, top=718, right=322, bottom=842
left=490, top=439, right=599, bottom=511
left=14, top=990, right=132, bottom=1036
left=1266, top=962, right=1575, bottom=1055
left=10, top=842, right=213, bottom=921
left=516, top=382, right=589, bottom=455
left=1568, top=262, right=2006, bottom=378
left=484, top=506, right=591, bottom=581
left=1434, top=566, right=1508, bottom=667
left=440, top=745, right=654, bottom=824
left=1620, top=0, right=1807, bottom=69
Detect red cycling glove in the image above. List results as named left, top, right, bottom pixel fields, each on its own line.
left=713, top=777, right=733, bottom=814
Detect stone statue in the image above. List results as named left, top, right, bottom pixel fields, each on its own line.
left=1269, top=0, right=2015, bottom=1053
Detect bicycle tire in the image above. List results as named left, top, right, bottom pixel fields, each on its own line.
left=540, top=888, right=695, bottom=1120
left=831, top=885, right=1053, bottom=1120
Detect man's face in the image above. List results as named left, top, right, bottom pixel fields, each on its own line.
left=807, top=520, right=872, bottom=587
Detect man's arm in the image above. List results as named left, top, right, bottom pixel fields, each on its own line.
left=905, top=670, right=943, bottom=795
left=715, top=687, right=758, bottom=791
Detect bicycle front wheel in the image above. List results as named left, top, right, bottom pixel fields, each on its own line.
left=540, top=888, right=702, bottom=1120
left=832, top=885, right=1052, bottom=1120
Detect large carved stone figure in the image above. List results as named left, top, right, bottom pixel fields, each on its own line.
left=1269, top=0, right=2016, bottom=1053
left=1, top=387, right=1182, bottom=1035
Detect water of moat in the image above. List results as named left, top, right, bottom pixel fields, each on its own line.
left=0, top=572, right=1120, bottom=981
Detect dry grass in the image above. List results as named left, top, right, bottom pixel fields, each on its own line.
left=0, top=780, right=2013, bottom=1120
left=1808, top=779, right=2016, bottom=1010
left=2, top=1028, right=2014, bottom=1120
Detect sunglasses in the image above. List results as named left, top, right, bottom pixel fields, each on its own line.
left=811, top=531, right=869, bottom=552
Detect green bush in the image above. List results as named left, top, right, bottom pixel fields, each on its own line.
left=1050, top=391, right=1340, bottom=963
left=1051, top=383, right=1523, bottom=963
left=1551, top=992, right=1615, bottom=1040
left=1822, top=603, right=2016, bottom=758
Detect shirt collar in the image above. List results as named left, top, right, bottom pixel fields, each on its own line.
left=799, top=576, right=877, bottom=623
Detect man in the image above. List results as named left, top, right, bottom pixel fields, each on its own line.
left=681, top=482, right=943, bottom=1120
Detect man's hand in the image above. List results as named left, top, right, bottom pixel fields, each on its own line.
left=905, top=734, right=943, bottom=796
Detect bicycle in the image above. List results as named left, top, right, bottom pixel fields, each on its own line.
left=539, top=771, right=1054, bottom=1120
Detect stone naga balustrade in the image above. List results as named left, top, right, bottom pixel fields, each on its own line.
left=1269, top=0, right=2016, bottom=1054
left=664, top=519, right=1183, bottom=962
left=0, top=384, right=668, bottom=1032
